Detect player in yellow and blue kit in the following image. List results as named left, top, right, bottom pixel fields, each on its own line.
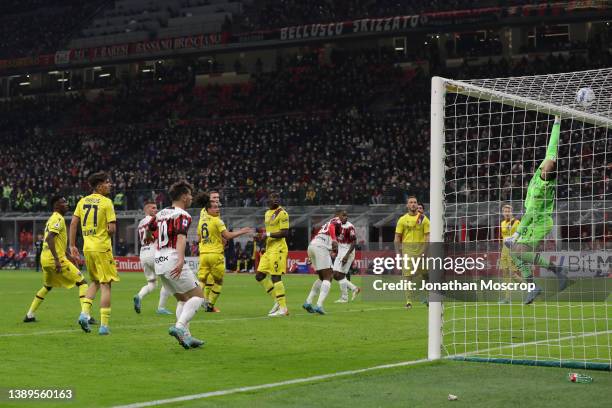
left=23, top=196, right=91, bottom=323
left=196, top=191, right=221, bottom=304
left=196, top=193, right=253, bottom=312
left=498, top=204, right=522, bottom=304
left=254, top=192, right=290, bottom=317
left=394, top=195, right=430, bottom=309
left=69, top=172, right=117, bottom=334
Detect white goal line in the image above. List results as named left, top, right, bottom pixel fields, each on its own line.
left=112, top=330, right=612, bottom=408
left=112, top=357, right=431, bottom=408
left=449, top=329, right=612, bottom=359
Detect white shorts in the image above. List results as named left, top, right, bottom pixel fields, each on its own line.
left=142, top=258, right=156, bottom=281
left=308, top=243, right=332, bottom=271
left=333, top=248, right=355, bottom=274
left=154, top=251, right=199, bottom=295
left=140, top=247, right=155, bottom=281
left=160, top=271, right=199, bottom=295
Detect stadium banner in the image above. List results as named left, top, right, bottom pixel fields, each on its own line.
left=0, top=1, right=606, bottom=70
left=350, top=248, right=608, bottom=277
left=115, top=252, right=312, bottom=273
left=54, top=50, right=71, bottom=66
left=0, top=54, right=54, bottom=71
left=115, top=251, right=393, bottom=274
left=279, top=15, right=427, bottom=41
left=68, top=32, right=230, bottom=64
left=276, top=1, right=594, bottom=42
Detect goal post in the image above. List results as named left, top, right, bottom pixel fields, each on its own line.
left=428, top=76, right=445, bottom=361
left=428, top=69, right=612, bottom=370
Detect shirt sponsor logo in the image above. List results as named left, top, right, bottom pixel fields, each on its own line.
left=155, top=256, right=169, bottom=264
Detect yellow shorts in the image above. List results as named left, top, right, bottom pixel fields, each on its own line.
left=84, top=250, right=119, bottom=283
left=401, top=254, right=427, bottom=277
left=258, top=251, right=287, bottom=275
left=198, top=253, right=225, bottom=281
left=42, top=257, right=83, bottom=289
left=499, top=248, right=519, bottom=273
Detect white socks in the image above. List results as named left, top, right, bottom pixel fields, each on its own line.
left=338, top=278, right=357, bottom=299
left=175, top=301, right=190, bottom=335
left=175, top=301, right=184, bottom=322
left=137, top=281, right=157, bottom=299
left=306, top=279, right=322, bottom=304
left=339, top=278, right=348, bottom=300
left=158, top=285, right=170, bottom=309
left=177, top=297, right=204, bottom=330
left=137, top=280, right=171, bottom=310
left=345, top=279, right=357, bottom=291
left=317, top=280, right=331, bottom=307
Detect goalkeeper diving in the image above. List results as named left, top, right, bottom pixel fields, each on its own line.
left=504, top=115, right=569, bottom=304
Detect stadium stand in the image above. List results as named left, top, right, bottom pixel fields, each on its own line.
left=241, top=0, right=557, bottom=31
left=0, top=44, right=610, bottom=212
left=0, top=0, right=109, bottom=58
left=70, top=0, right=240, bottom=48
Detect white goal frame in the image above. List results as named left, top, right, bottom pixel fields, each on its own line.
left=428, top=73, right=612, bottom=367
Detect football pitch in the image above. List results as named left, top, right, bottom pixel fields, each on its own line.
left=1, top=271, right=610, bottom=408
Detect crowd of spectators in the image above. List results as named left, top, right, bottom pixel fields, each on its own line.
left=0, top=107, right=428, bottom=211
left=6, top=48, right=410, bottom=126
left=0, top=45, right=610, bottom=212
left=445, top=105, right=611, bottom=204
left=0, top=246, right=28, bottom=269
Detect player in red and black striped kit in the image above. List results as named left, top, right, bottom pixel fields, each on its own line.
left=148, top=181, right=205, bottom=349
left=332, top=210, right=361, bottom=303
left=303, top=215, right=342, bottom=314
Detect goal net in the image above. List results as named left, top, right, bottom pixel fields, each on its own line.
left=428, top=68, right=612, bottom=370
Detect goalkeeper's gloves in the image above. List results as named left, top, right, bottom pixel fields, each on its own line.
left=504, top=232, right=520, bottom=249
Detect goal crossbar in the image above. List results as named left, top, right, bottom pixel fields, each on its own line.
left=442, top=77, right=612, bottom=128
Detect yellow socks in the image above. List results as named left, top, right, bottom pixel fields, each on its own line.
left=27, top=287, right=49, bottom=316
left=78, top=282, right=89, bottom=308
left=100, top=307, right=111, bottom=327
left=259, top=277, right=275, bottom=300
left=203, top=274, right=214, bottom=300
left=82, top=297, right=93, bottom=316
left=273, top=281, right=287, bottom=309
left=209, top=283, right=222, bottom=306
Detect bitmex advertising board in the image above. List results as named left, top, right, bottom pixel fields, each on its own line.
left=115, top=250, right=611, bottom=277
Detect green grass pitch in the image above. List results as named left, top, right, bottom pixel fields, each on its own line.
left=0, top=270, right=610, bottom=408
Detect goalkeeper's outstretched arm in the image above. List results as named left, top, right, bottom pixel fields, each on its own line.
left=512, top=115, right=560, bottom=242
left=539, top=115, right=561, bottom=181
